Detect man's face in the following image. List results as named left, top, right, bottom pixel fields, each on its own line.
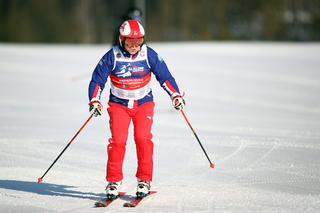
left=124, top=37, right=144, bottom=55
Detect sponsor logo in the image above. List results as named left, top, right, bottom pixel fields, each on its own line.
left=130, top=65, right=144, bottom=73
left=116, top=64, right=132, bottom=77
left=115, top=63, right=145, bottom=77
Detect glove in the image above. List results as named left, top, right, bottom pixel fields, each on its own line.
left=171, top=93, right=185, bottom=110
left=89, top=100, right=102, bottom=117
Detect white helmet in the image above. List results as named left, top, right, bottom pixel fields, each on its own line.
left=119, top=20, right=145, bottom=45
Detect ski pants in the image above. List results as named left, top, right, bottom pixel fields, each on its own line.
left=106, top=101, right=154, bottom=182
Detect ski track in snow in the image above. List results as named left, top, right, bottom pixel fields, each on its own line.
left=1, top=42, right=320, bottom=212
left=216, top=138, right=247, bottom=164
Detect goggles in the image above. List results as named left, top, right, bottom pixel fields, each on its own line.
left=125, top=37, right=144, bottom=48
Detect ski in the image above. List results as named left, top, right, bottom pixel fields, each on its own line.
left=94, top=192, right=126, bottom=208
left=123, top=191, right=157, bottom=208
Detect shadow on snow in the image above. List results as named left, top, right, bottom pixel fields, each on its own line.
left=0, top=179, right=104, bottom=200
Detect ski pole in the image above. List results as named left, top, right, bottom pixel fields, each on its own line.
left=37, top=113, right=94, bottom=183
left=180, top=110, right=215, bottom=169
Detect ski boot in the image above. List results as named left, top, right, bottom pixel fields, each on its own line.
left=136, top=179, right=151, bottom=198
left=106, top=181, right=121, bottom=200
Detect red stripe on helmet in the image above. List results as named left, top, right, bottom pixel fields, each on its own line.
left=127, top=20, right=144, bottom=38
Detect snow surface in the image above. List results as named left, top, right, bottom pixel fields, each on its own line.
left=1, top=42, right=320, bottom=212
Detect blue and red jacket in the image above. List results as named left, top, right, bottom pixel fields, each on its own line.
left=88, top=44, right=180, bottom=108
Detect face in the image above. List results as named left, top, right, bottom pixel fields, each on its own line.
left=124, top=37, right=144, bottom=55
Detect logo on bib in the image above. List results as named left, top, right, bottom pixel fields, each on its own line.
left=116, top=63, right=145, bottom=77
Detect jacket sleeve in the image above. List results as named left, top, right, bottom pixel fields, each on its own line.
left=88, top=49, right=114, bottom=102
left=147, top=46, right=180, bottom=97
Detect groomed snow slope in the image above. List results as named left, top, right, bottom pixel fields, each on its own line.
left=1, top=42, right=320, bottom=212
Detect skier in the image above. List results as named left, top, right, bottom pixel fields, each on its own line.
left=88, top=20, right=185, bottom=199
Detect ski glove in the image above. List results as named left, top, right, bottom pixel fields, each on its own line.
left=89, top=100, right=102, bottom=117
left=171, top=93, right=185, bottom=111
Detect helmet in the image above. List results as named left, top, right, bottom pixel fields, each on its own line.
left=119, top=20, right=145, bottom=45
left=119, top=20, right=145, bottom=39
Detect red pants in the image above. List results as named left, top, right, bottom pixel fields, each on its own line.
left=106, top=102, right=154, bottom=182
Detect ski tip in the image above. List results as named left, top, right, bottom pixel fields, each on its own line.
left=124, top=202, right=136, bottom=208
left=94, top=202, right=106, bottom=207
left=210, top=163, right=215, bottom=169
left=37, top=177, right=43, bottom=183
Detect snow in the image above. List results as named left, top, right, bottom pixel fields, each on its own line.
left=1, top=42, right=320, bottom=212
